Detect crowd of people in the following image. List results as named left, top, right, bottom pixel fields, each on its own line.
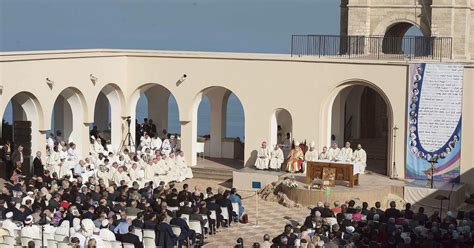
left=0, top=119, right=250, bottom=247
left=255, top=140, right=367, bottom=174
left=267, top=200, right=474, bottom=248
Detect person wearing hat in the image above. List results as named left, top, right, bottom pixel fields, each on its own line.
left=2, top=212, right=19, bottom=236
left=304, top=141, right=319, bottom=173
left=21, top=215, right=40, bottom=239
left=286, top=141, right=304, bottom=173
left=269, top=144, right=284, bottom=171
left=99, top=219, right=116, bottom=241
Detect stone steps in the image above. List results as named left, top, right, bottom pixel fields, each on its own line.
left=191, top=167, right=234, bottom=181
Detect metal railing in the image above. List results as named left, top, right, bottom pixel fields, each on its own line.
left=291, top=35, right=453, bottom=61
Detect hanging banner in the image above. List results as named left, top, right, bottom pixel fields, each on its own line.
left=405, top=63, right=463, bottom=182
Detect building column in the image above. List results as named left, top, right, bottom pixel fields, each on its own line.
left=145, top=87, right=170, bottom=135
left=206, top=88, right=228, bottom=158
left=181, top=119, right=197, bottom=166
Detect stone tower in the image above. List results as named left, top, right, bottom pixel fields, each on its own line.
left=340, top=0, right=473, bottom=60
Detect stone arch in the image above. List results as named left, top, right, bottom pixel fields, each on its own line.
left=1, top=92, right=45, bottom=168
left=374, top=18, right=431, bottom=38
left=129, top=83, right=180, bottom=149
left=322, top=79, right=394, bottom=176
left=93, top=83, right=126, bottom=151
left=190, top=86, right=245, bottom=166
left=52, top=87, right=88, bottom=154
left=270, top=108, right=293, bottom=147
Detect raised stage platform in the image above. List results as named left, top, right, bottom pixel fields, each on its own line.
left=233, top=167, right=287, bottom=191
left=231, top=167, right=468, bottom=210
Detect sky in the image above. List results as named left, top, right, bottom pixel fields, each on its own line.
left=0, top=0, right=340, bottom=53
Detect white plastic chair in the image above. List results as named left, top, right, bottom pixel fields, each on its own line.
left=188, top=220, right=202, bottom=235
left=32, top=238, right=42, bottom=248
left=232, top=202, right=240, bottom=218
left=168, top=206, right=179, bottom=212
left=209, top=210, right=217, bottom=221
left=143, top=237, right=155, bottom=248
left=0, top=243, right=11, bottom=248
left=171, top=225, right=181, bottom=237
left=20, top=237, right=31, bottom=247
left=57, top=241, right=70, bottom=248
left=47, top=239, right=58, bottom=248
left=201, top=214, right=209, bottom=229
left=181, top=214, right=190, bottom=225
left=102, top=240, right=112, bottom=248
left=221, top=207, right=229, bottom=223
left=133, top=227, right=143, bottom=242
left=122, top=243, right=135, bottom=248
left=110, top=240, right=122, bottom=248
left=54, top=234, right=67, bottom=242
left=2, top=236, right=15, bottom=245
left=143, top=229, right=155, bottom=239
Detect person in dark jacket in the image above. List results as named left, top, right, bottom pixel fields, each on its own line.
left=32, top=151, right=44, bottom=177
left=117, top=225, right=143, bottom=248
left=155, top=213, right=178, bottom=248
left=170, top=210, right=195, bottom=247
left=272, top=224, right=297, bottom=247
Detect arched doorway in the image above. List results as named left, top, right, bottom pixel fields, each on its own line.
left=270, top=108, right=292, bottom=146
left=193, top=87, right=245, bottom=168
left=1, top=92, right=44, bottom=177
left=330, top=84, right=391, bottom=175
left=382, top=22, right=429, bottom=56
left=130, top=84, right=180, bottom=151
left=93, top=84, right=125, bottom=152
left=51, top=88, right=87, bottom=153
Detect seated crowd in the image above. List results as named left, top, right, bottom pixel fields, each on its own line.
left=270, top=200, right=474, bottom=248
left=0, top=121, right=246, bottom=247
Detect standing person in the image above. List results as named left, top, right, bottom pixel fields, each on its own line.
left=1, top=140, right=13, bottom=179
left=33, top=151, right=44, bottom=177
left=12, top=144, right=25, bottom=177
left=148, top=119, right=157, bottom=136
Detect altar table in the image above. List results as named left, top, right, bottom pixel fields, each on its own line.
left=306, top=161, right=360, bottom=187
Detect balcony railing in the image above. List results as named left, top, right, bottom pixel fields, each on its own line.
left=291, top=35, right=453, bottom=61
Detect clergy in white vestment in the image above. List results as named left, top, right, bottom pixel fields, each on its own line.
left=151, top=136, right=162, bottom=151
left=304, top=142, right=319, bottom=173
left=47, top=134, right=55, bottom=149
left=143, top=159, right=155, bottom=183
left=46, top=146, right=61, bottom=173
left=93, top=138, right=106, bottom=157
left=327, top=143, right=341, bottom=161
left=67, top=143, right=80, bottom=169
left=269, top=144, right=284, bottom=170
left=112, top=166, right=130, bottom=186
left=318, top=146, right=330, bottom=160
left=339, top=142, right=353, bottom=162
left=21, top=216, right=40, bottom=239
left=140, top=133, right=152, bottom=149
left=2, top=212, right=19, bottom=236
left=161, top=138, right=172, bottom=156
left=255, top=141, right=271, bottom=170
left=128, top=163, right=145, bottom=188
left=166, top=153, right=180, bottom=182
left=56, top=159, right=70, bottom=179
left=352, top=144, right=367, bottom=174
left=176, top=151, right=193, bottom=180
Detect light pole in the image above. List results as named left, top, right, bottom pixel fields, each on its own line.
left=391, top=126, right=399, bottom=179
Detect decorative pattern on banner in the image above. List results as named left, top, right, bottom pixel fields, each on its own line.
left=405, top=63, right=463, bottom=182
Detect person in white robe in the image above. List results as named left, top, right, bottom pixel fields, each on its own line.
left=47, top=134, right=55, bottom=149
left=153, top=156, right=170, bottom=185
left=128, top=163, right=145, bottom=188
left=140, top=133, right=152, bottom=149
left=2, top=212, right=19, bottom=236
left=67, top=143, right=79, bottom=170
left=166, top=153, right=179, bottom=182
left=99, top=220, right=116, bottom=241
left=93, top=138, right=106, bottom=157
left=46, top=146, right=61, bottom=173
left=56, top=159, right=70, bottom=179
left=339, top=141, right=353, bottom=162
left=112, top=166, right=130, bottom=186
left=304, top=142, right=319, bottom=173
left=319, top=146, right=330, bottom=160
left=269, top=144, right=284, bottom=171
left=255, top=141, right=270, bottom=170
left=143, top=159, right=155, bottom=183
left=151, top=136, right=162, bottom=151
left=21, top=216, right=40, bottom=239
left=352, top=144, right=367, bottom=174
left=327, top=143, right=341, bottom=161
left=96, top=165, right=110, bottom=188
left=161, top=138, right=172, bottom=156
left=176, top=151, right=193, bottom=180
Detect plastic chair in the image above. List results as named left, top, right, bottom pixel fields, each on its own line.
left=32, top=238, right=42, bottom=248
left=221, top=207, right=230, bottom=225
left=110, top=240, right=122, bottom=248
left=201, top=214, right=209, bottom=229
left=47, top=239, right=58, bottom=248
left=2, top=236, right=15, bottom=245
left=188, top=220, right=202, bottom=235
left=102, top=240, right=112, bottom=248
left=232, top=202, right=240, bottom=218
left=54, top=234, right=67, bottom=242
left=143, top=229, right=155, bottom=239
left=122, top=243, right=135, bottom=248
left=171, top=225, right=181, bottom=237
left=143, top=237, right=155, bottom=248
left=133, top=227, right=143, bottom=242
left=168, top=206, right=179, bottom=212
left=209, top=210, right=217, bottom=221
left=181, top=214, right=190, bottom=225
left=57, top=241, right=70, bottom=248
left=0, top=243, right=11, bottom=248
left=20, top=237, right=31, bottom=247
